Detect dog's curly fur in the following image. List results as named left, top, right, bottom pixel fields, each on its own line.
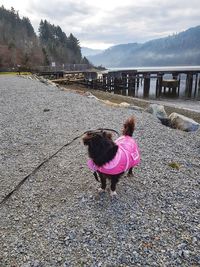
left=83, top=117, right=136, bottom=196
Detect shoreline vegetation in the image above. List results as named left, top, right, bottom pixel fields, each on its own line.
left=0, top=72, right=31, bottom=75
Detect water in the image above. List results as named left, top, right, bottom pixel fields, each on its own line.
left=106, top=66, right=200, bottom=99
left=108, top=66, right=200, bottom=72
left=135, top=74, right=190, bottom=98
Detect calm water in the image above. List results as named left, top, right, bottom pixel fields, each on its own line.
left=107, top=66, right=200, bottom=99
left=108, top=66, right=200, bottom=72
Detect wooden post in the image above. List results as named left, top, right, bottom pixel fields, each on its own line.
left=96, top=76, right=101, bottom=89
left=114, top=77, right=119, bottom=94
left=127, top=74, right=136, bottom=97
left=194, top=73, right=198, bottom=98
left=156, top=74, right=163, bottom=97
left=121, top=73, right=127, bottom=96
left=136, top=74, right=140, bottom=97
left=136, top=74, right=140, bottom=89
left=172, top=72, right=178, bottom=96
left=93, top=79, right=97, bottom=89
left=156, top=75, right=158, bottom=97
left=102, top=74, right=107, bottom=90
left=177, top=74, right=181, bottom=97
left=198, top=75, right=200, bottom=100
left=160, top=74, right=164, bottom=97
left=143, top=73, right=150, bottom=98
left=185, top=73, right=193, bottom=98
left=108, top=76, right=111, bottom=92
left=107, top=75, right=111, bottom=92
left=110, top=76, right=114, bottom=92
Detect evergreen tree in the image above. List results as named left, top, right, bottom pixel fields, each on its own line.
left=0, top=5, right=44, bottom=68
left=81, top=56, right=91, bottom=65
left=38, top=21, right=83, bottom=65
left=0, top=6, right=84, bottom=68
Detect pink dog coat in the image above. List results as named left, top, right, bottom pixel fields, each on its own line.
left=87, top=135, right=140, bottom=175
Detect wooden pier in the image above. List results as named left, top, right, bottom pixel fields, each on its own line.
left=39, top=67, right=200, bottom=99
left=85, top=67, right=200, bottom=99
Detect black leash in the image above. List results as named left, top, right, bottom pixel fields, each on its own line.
left=93, top=172, right=100, bottom=182
left=0, top=128, right=119, bottom=205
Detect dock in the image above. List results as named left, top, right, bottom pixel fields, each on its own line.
left=38, top=66, right=200, bottom=99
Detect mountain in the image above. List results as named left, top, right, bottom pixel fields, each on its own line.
left=81, top=47, right=103, bottom=57
left=88, top=26, right=200, bottom=67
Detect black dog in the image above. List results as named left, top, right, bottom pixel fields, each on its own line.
left=83, top=117, right=140, bottom=196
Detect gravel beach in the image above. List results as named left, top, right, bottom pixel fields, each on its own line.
left=0, top=75, right=200, bottom=267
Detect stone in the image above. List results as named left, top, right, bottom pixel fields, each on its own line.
left=146, top=104, right=168, bottom=119
left=182, top=250, right=190, bottom=258
left=169, top=112, right=199, bottom=132
left=32, top=260, right=41, bottom=267
left=129, top=105, right=143, bottom=111
left=119, top=102, right=130, bottom=107
left=43, top=108, right=50, bottom=112
left=84, top=92, right=98, bottom=100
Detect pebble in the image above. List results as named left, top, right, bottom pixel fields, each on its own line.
left=0, top=75, right=199, bottom=267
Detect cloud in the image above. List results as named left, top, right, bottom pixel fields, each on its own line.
left=27, top=0, right=93, bottom=19
left=63, top=0, right=200, bottom=47
left=1, top=0, right=200, bottom=49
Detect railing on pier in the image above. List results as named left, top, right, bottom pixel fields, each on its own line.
left=34, top=64, right=90, bottom=72
left=35, top=64, right=91, bottom=79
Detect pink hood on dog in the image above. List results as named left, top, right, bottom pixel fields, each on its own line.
left=87, top=135, right=140, bottom=175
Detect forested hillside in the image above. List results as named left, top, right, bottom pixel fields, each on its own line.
left=88, top=26, right=200, bottom=67
left=0, top=6, right=88, bottom=69
left=0, top=6, right=44, bottom=68
left=38, top=20, right=83, bottom=65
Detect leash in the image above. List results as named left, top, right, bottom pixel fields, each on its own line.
left=0, top=128, right=119, bottom=205
left=93, top=171, right=100, bottom=182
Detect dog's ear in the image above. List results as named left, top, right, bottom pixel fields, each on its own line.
left=103, top=132, right=113, bottom=140
left=82, top=135, right=90, bottom=146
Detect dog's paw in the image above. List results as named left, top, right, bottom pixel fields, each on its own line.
left=110, top=191, right=117, bottom=197
left=98, top=188, right=106, bottom=194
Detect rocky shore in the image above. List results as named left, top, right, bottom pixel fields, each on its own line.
left=0, top=75, right=199, bottom=267
left=62, top=84, right=200, bottom=124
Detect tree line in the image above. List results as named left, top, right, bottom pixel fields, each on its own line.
left=0, top=6, right=90, bottom=69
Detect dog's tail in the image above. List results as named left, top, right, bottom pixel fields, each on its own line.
left=122, top=116, right=135, bottom=136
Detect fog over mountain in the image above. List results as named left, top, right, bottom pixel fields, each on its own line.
left=81, top=47, right=103, bottom=57
left=87, top=26, right=200, bottom=68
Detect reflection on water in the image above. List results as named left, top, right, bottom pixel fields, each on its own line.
left=106, top=73, right=198, bottom=99
left=107, top=66, right=200, bottom=99
left=136, top=74, right=196, bottom=99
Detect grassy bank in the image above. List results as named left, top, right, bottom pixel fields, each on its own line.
left=0, top=72, right=31, bottom=75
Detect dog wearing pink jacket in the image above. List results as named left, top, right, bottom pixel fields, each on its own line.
left=83, top=117, right=140, bottom=197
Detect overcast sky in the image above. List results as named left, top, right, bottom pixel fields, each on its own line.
left=1, top=0, right=200, bottom=49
